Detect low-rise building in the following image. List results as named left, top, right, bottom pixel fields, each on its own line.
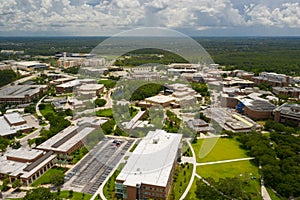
left=0, top=149, right=56, bottom=186
left=237, top=98, right=276, bottom=120
left=273, top=87, right=300, bottom=98
left=0, top=85, right=48, bottom=104
left=116, top=129, right=182, bottom=200
left=253, top=72, right=291, bottom=87
left=76, top=83, right=104, bottom=97
left=144, top=95, right=176, bottom=107
left=55, top=79, right=96, bottom=94
left=0, top=112, right=32, bottom=136
left=36, top=123, right=103, bottom=154
left=274, top=103, right=300, bottom=126
left=14, top=61, right=48, bottom=71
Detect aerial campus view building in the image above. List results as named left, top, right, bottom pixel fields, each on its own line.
left=116, top=130, right=182, bottom=200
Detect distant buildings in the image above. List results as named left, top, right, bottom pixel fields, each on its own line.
left=55, top=79, right=96, bottom=94
left=273, top=87, right=300, bottom=98
left=76, top=83, right=104, bottom=98
left=253, top=72, right=291, bottom=87
left=116, top=129, right=182, bottom=200
left=274, top=103, right=300, bottom=126
left=0, top=112, right=31, bottom=136
left=0, top=85, right=47, bottom=104
left=14, top=61, right=48, bottom=71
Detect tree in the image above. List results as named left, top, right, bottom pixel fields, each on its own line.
left=94, top=98, right=107, bottom=107
left=23, top=187, right=59, bottom=200
left=24, top=104, right=36, bottom=114
left=12, top=179, right=22, bottom=189
left=50, top=171, right=65, bottom=187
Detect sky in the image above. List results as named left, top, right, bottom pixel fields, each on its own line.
left=0, top=0, right=300, bottom=36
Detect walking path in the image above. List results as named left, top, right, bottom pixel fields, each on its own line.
left=179, top=139, right=196, bottom=200
left=196, top=157, right=255, bottom=166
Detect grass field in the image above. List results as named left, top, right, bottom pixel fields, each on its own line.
left=197, top=160, right=261, bottom=199
left=39, top=103, right=56, bottom=117
left=169, top=163, right=193, bottom=200
left=185, top=176, right=200, bottom=200
left=192, top=138, right=248, bottom=163
left=31, top=167, right=66, bottom=187
left=266, top=187, right=282, bottom=200
left=96, top=108, right=113, bottom=118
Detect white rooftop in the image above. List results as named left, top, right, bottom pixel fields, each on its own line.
left=78, top=84, right=104, bottom=91
left=4, top=112, right=26, bottom=125
left=145, top=95, right=175, bottom=104
left=37, top=125, right=95, bottom=153
left=6, top=148, right=43, bottom=160
left=117, top=129, right=182, bottom=187
left=0, top=116, right=30, bottom=136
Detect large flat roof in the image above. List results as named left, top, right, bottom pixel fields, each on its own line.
left=275, top=103, right=300, bottom=119
left=0, top=85, right=47, bottom=98
left=37, top=125, right=95, bottom=153
left=0, top=116, right=30, bottom=136
left=4, top=112, right=26, bottom=125
left=117, top=129, right=182, bottom=187
left=6, top=148, right=43, bottom=161
left=145, top=95, right=175, bottom=104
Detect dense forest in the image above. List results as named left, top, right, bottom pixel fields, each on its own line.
left=1, top=37, right=300, bottom=75
left=0, top=70, right=18, bottom=87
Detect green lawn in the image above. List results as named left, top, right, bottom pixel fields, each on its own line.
left=96, top=108, right=113, bottom=118
left=266, top=187, right=282, bottom=200
left=197, top=160, right=261, bottom=199
left=169, top=163, right=193, bottom=200
left=192, top=138, right=248, bottom=163
left=39, top=104, right=56, bottom=117
left=185, top=176, right=200, bottom=200
left=58, top=190, right=93, bottom=200
left=103, top=163, right=125, bottom=200
left=31, top=167, right=66, bottom=187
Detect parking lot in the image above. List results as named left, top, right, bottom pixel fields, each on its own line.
left=63, top=137, right=134, bottom=194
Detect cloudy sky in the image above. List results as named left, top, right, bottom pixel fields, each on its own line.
left=0, top=0, right=300, bottom=36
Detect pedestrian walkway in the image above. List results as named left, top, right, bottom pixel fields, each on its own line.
left=196, top=157, right=255, bottom=166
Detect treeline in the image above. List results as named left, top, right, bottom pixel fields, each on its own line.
left=114, top=48, right=188, bottom=66
left=0, top=70, right=18, bottom=87
left=197, top=37, right=300, bottom=76
left=238, top=132, right=300, bottom=198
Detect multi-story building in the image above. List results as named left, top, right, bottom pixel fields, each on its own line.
left=116, top=129, right=182, bottom=200
left=0, top=85, right=48, bottom=104
left=274, top=103, right=300, bottom=126
left=252, top=72, right=291, bottom=87
left=273, top=87, right=300, bottom=98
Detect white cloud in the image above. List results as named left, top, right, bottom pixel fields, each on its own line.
left=0, top=0, right=299, bottom=36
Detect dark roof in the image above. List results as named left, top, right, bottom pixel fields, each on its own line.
left=23, top=151, right=54, bottom=172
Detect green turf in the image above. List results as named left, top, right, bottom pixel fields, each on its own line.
left=96, top=108, right=113, bottom=118
left=197, top=160, right=261, bottom=199
left=192, top=138, right=248, bottom=163
left=169, top=163, right=193, bottom=200
left=183, top=173, right=200, bottom=200
left=266, top=187, right=282, bottom=200
left=58, top=190, right=93, bottom=200
left=39, top=104, right=55, bottom=117
left=103, top=163, right=125, bottom=200
left=31, top=167, right=66, bottom=187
